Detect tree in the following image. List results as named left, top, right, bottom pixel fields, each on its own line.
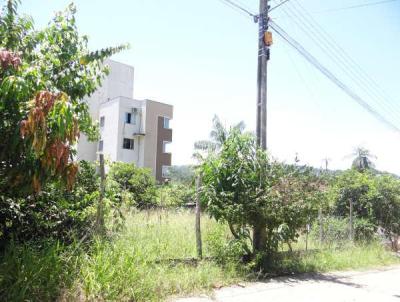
left=193, top=115, right=245, bottom=160
left=373, top=175, right=400, bottom=251
left=0, top=1, right=127, bottom=194
left=332, top=169, right=377, bottom=220
left=200, top=129, right=323, bottom=257
left=351, top=147, right=376, bottom=172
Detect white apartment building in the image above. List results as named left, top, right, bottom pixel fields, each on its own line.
left=77, top=60, right=173, bottom=182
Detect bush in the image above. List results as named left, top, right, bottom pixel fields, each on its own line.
left=331, top=169, right=376, bottom=220
left=205, top=224, right=248, bottom=264
left=311, top=217, right=376, bottom=245
left=373, top=175, right=400, bottom=249
left=354, top=218, right=376, bottom=242
left=200, top=129, right=324, bottom=255
left=0, top=161, right=99, bottom=244
left=0, top=241, right=77, bottom=301
left=108, top=162, right=157, bottom=208
left=329, top=170, right=400, bottom=247
left=157, top=183, right=195, bottom=207
left=311, top=217, right=349, bottom=245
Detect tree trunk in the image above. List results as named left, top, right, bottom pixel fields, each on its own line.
left=253, top=222, right=267, bottom=254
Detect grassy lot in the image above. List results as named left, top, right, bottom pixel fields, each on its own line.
left=1, top=209, right=398, bottom=301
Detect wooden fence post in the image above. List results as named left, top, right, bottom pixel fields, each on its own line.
left=96, top=153, right=106, bottom=235
left=349, top=199, right=354, bottom=242
left=195, top=175, right=202, bottom=259
left=319, top=207, right=323, bottom=244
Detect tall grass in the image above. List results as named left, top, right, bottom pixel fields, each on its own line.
left=0, top=210, right=240, bottom=302
left=0, top=241, right=77, bottom=301
left=71, top=209, right=240, bottom=301
left=0, top=209, right=398, bottom=301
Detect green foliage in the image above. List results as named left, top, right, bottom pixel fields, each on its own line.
left=373, top=174, right=400, bottom=245
left=1, top=210, right=398, bottom=301
left=259, top=241, right=398, bottom=276
left=108, top=162, right=157, bottom=208
left=329, top=169, right=400, bottom=247
left=157, top=183, right=195, bottom=207
left=0, top=241, right=77, bottom=301
left=205, top=225, right=249, bottom=265
left=331, top=169, right=376, bottom=219
left=0, top=210, right=241, bottom=302
left=200, top=129, right=324, bottom=255
left=354, top=218, right=376, bottom=242
left=167, top=165, right=195, bottom=184
left=312, top=217, right=349, bottom=245
left=311, top=217, right=376, bottom=246
left=0, top=1, right=127, bottom=194
left=0, top=161, right=99, bottom=244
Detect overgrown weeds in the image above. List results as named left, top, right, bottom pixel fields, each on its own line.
left=0, top=210, right=398, bottom=301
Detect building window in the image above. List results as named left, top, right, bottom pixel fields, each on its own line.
left=122, top=138, right=134, bottom=150
left=100, top=116, right=105, bottom=128
left=163, top=141, right=171, bottom=153
left=98, top=140, right=104, bottom=152
left=132, top=109, right=138, bottom=125
left=163, top=117, right=170, bottom=129
left=125, top=112, right=132, bottom=124
left=162, top=165, right=170, bottom=178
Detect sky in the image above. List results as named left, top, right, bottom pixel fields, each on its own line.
left=19, top=0, right=400, bottom=174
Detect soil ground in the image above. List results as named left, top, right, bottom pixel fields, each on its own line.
left=174, top=265, right=400, bottom=302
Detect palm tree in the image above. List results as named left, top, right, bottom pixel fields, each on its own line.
left=193, top=115, right=245, bottom=161
left=351, top=147, right=376, bottom=172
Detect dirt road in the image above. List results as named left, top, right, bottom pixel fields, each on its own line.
left=175, top=266, right=400, bottom=302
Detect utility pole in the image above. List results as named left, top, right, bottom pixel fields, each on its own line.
left=256, top=0, right=270, bottom=150
left=253, top=0, right=271, bottom=253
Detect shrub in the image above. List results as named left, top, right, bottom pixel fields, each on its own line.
left=354, top=218, right=376, bottom=242
left=200, top=129, right=324, bottom=256
left=205, top=224, right=248, bottom=264
left=0, top=161, right=99, bottom=244
left=331, top=169, right=376, bottom=220
left=318, top=217, right=349, bottom=244
left=157, top=183, right=195, bottom=207
left=108, top=162, right=157, bottom=208
left=0, top=241, right=77, bottom=301
left=373, top=174, right=400, bottom=250
left=311, top=216, right=376, bottom=245
left=0, top=1, right=125, bottom=195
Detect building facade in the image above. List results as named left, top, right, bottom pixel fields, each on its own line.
left=77, top=60, right=173, bottom=182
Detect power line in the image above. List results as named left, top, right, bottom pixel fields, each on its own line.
left=269, top=20, right=400, bottom=133
left=291, top=0, right=400, bottom=122
left=283, top=1, right=400, bottom=125
left=233, top=0, right=257, bottom=13
left=217, top=0, right=257, bottom=18
left=317, top=0, right=399, bottom=13
left=216, top=0, right=400, bottom=131
left=270, top=0, right=291, bottom=12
